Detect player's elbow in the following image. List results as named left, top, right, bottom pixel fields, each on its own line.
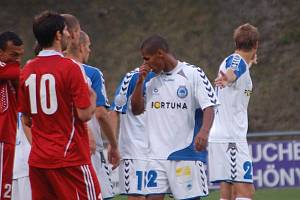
left=77, top=108, right=94, bottom=122
left=95, top=107, right=109, bottom=121
left=131, top=104, right=144, bottom=115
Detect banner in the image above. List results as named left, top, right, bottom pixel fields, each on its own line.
left=250, top=140, right=300, bottom=188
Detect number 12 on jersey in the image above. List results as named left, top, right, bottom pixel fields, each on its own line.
left=136, top=170, right=158, bottom=191
left=25, top=74, right=58, bottom=115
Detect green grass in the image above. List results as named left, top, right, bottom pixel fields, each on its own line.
left=113, top=188, right=300, bottom=200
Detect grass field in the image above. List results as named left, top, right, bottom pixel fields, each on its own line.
left=114, top=188, right=300, bottom=200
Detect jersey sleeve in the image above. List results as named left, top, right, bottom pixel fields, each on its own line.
left=89, top=68, right=110, bottom=108
left=0, top=62, right=20, bottom=80
left=225, top=54, right=247, bottom=80
left=67, top=63, right=91, bottom=109
left=110, top=71, right=139, bottom=114
left=18, top=68, right=30, bottom=114
left=193, top=67, right=219, bottom=110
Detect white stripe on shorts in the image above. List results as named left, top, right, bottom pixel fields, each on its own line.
left=81, top=165, right=97, bottom=200
left=84, top=165, right=97, bottom=199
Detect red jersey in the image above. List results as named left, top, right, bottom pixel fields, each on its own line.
left=18, top=50, right=91, bottom=168
left=0, top=61, right=20, bottom=144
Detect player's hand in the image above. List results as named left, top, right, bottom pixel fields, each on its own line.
left=215, top=70, right=228, bottom=89
left=194, top=130, right=209, bottom=152
left=249, top=53, right=258, bottom=68
left=138, top=64, right=152, bottom=82
left=107, top=144, right=120, bottom=170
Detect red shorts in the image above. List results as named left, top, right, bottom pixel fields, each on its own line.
left=0, top=142, right=15, bottom=200
left=29, top=164, right=102, bottom=200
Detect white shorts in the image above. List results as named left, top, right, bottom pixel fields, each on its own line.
left=146, top=160, right=209, bottom=199
left=12, top=176, right=31, bottom=200
left=119, top=159, right=149, bottom=195
left=208, top=142, right=253, bottom=184
left=91, top=151, right=115, bottom=199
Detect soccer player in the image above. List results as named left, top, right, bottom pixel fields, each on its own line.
left=208, top=23, right=259, bottom=200
left=0, top=31, right=24, bottom=200
left=110, top=65, right=155, bottom=198
left=18, top=11, right=101, bottom=199
left=66, top=30, right=120, bottom=199
left=131, top=35, right=218, bottom=200
left=12, top=113, right=31, bottom=200
left=61, top=13, right=81, bottom=50
left=61, top=14, right=98, bottom=155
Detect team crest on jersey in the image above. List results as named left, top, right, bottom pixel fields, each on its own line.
left=115, top=94, right=127, bottom=107
left=177, top=85, right=188, bottom=98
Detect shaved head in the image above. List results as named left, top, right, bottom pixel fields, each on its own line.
left=140, top=35, right=169, bottom=55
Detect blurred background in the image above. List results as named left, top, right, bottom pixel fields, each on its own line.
left=1, top=0, right=299, bottom=131
left=2, top=0, right=300, bottom=197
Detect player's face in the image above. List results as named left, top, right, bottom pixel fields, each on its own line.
left=82, top=36, right=91, bottom=63
left=61, top=26, right=70, bottom=51
left=0, top=41, right=24, bottom=63
left=71, top=24, right=81, bottom=46
left=141, top=50, right=164, bottom=74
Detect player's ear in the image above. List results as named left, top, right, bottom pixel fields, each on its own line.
left=157, top=49, right=165, bottom=58
left=55, top=30, right=62, bottom=42
left=79, top=43, right=84, bottom=53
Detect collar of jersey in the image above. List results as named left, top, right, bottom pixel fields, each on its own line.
left=38, top=50, right=64, bottom=57
left=162, top=60, right=182, bottom=75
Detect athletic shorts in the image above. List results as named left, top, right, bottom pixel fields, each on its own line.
left=91, top=151, right=114, bottom=199
left=29, top=164, right=102, bottom=200
left=146, top=160, right=209, bottom=199
left=208, top=142, right=254, bottom=184
left=0, top=142, right=15, bottom=200
left=12, top=176, right=31, bottom=200
left=119, top=159, right=149, bottom=195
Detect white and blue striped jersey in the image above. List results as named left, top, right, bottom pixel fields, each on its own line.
left=111, top=68, right=155, bottom=159
left=83, top=64, right=110, bottom=151
left=209, top=53, right=253, bottom=142
left=144, top=61, right=219, bottom=162
left=13, top=113, right=31, bottom=179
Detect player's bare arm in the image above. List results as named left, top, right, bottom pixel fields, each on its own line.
left=76, top=87, right=96, bottom=121
left=194, top=106, right=215, bottom=151
left=95, top=107, right=120, bottom=169
left=131, top=64, right=151, bottom=115
left=88, top=127, right=96, bottom=154
left=215, top=69, right=237, bottom=88
left=21, top=115, right=32, bottom=144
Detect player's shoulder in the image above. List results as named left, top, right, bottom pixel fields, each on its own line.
left=83, top=64, right=104, bottom=78
left=181, top=61, right=205, bottom=75
left=122, top=68, right=140, bottom=82
left=83, top=64, right=103, bottom=74
left=224, top=53, right=246, bottom=68
left=63, top=57, right=82, bottom=67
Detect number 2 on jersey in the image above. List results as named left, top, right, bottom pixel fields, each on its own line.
left=136, top=170, right=158, bottom=191
left=25, top=74, right=58, bottom=114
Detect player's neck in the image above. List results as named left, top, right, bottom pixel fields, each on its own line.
left=65, top=52, right=82, bottom=63
left=235, top=50, right=253, bottom=65
left=43, top=43, right=62, bottom=53
left=163, top=54, right=178, bottom=72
